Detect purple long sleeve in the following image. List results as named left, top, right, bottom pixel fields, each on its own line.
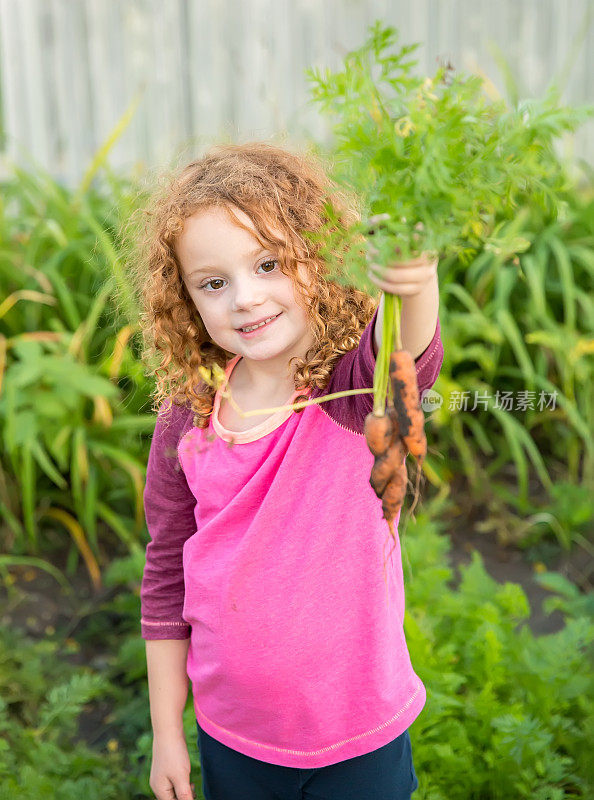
left=140, top=402, right=196, bottom=640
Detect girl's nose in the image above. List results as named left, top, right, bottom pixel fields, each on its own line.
left=231, top=279, right=267, bottom=310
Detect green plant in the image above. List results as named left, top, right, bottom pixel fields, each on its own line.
left=0, top=626, right=128, bottom=799
left=433, top=188, right=594, bottom=523
left=0, top=162, right=152, bottom=583
left=0, top=552, right=203, bottom=800
left=0, top=554, right=203, bottom=799
left=306, top=21, right=592, bottom=268
left=401, top=502, right=593, bottom=799
left=305, top=21, right=594, bottom=534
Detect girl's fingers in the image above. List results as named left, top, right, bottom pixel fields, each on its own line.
left=388, top=257, right=438, bottom=272
left=369, top=270, right=432, bottom=294
left=370, top=264, right=436, bottom=281
left=369, top=254, right=437, bottom=270
left=368, top=274, right=425, bottom=295
left=385, top=250, right=437, bottom=266
left=378, top=283, right=425, bottom=296
left=367, top=248, right=438, bottom=297
left=367, top=245, right=436, bottom=263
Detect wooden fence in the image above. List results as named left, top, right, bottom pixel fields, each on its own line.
left=0, top=0, right=592, bottom=186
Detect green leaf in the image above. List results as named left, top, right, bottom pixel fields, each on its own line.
left=548, top=235, right=576, bottom=331
left=489, top=403, right=554, bottom=498
left=29, top=438, right=68, bottom=490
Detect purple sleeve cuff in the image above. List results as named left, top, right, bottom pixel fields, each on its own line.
left=140, top=402, right=196, bottom=641
left=141, top=619, right=191, bottom=640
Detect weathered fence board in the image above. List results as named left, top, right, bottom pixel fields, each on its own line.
left=0, top=0, right=591, bottom=186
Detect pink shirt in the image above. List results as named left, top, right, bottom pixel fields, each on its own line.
left=141, top=306, right=443, bottom=768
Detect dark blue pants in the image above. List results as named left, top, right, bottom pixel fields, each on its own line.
left=196, top=721, right=419, bottom=799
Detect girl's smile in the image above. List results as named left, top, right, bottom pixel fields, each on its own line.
left=236, top=311, right=282, bottom=337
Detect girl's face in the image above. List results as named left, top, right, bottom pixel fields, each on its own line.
left=175, top=205, right=315, bottom=375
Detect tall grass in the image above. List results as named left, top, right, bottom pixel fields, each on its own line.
left=431, top=164, right=594, bottom=555
left=0, top=155, right=151, bottom=587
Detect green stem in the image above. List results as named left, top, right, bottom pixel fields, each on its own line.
left=222, top=386, right=374, bottom=417
left=372, top=292, right=402, bottom=415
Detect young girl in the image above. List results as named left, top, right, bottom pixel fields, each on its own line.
left=135, top=142, right=443, bottom=800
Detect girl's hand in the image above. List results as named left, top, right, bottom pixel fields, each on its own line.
left=365, top=220, right=440, bottom=359
left=367, top=243, right=438, bottom=297
left=149, top=732, right=196, bottom=800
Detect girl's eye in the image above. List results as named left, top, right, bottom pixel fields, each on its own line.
left=200, top=278, right=225, bottom=292
left=199, top=259, right=279, bottom=292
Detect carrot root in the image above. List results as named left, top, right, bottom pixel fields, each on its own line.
left=369, top=438, right=406, bottom=498
left=369, top=349, right=430, bottom=569
left=408, top=459, right=424, bottom=517
left=364, top=410, right=394, bottom=457
left=381, top=462, right=407, bottom=521
left=389, top=350, right=427, bottom=465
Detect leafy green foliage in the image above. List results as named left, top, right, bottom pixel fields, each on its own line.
left=0, top=627, right=127, bottom=798
left=306, top=20, right=594, bottom=539
left=306, top=20, right=593, bottom=273
left=433, top=190, right=594, bottom=527
left=401, top=508, right=593, bottom=799
left=0, top=558, right=203, bottom=799
left=0, top=163, right=153, bottom=568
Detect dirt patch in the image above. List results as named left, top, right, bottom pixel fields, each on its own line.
left=0, top=551, right=120, bottom=660
left=447, top=525, right=573, bottom=636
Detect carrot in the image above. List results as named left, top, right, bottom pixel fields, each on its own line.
left=381, top=460, right=408, bottom=546
left=389, top=350, right=427, bottom=465
left=386, top=405, right=401, bottom=442
left=381, top=461, right=407, bottom=519
left=369, top=437, right=406, bottom=499
left=364, top=409, right=394, bottom=457
left=366, top=357, right=426, bottom=559
left=380, top=459, right=412, bottom=580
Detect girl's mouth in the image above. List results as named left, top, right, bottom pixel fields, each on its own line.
left=237, top=313, right=282, bottom=338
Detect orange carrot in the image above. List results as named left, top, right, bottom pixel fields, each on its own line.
left=369, top=438, right=406, bottom=499
left=381, top=461, right=407, bottom=520
left=380, top=460, right=411, bottom=577
left=364, top=410, right=394, bottom=457
left=381, top=460, right=408, bottom=548
left=366, top=353, right=427, bottom=557
left=389, top=350, right=427, bottom=465
left=386, top=406, right=401, bottom=443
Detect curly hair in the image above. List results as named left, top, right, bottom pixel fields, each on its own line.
left=125, top=141, right=378, bottom=429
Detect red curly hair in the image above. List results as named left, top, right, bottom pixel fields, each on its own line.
left=126, top=141, right=378, bottom=428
